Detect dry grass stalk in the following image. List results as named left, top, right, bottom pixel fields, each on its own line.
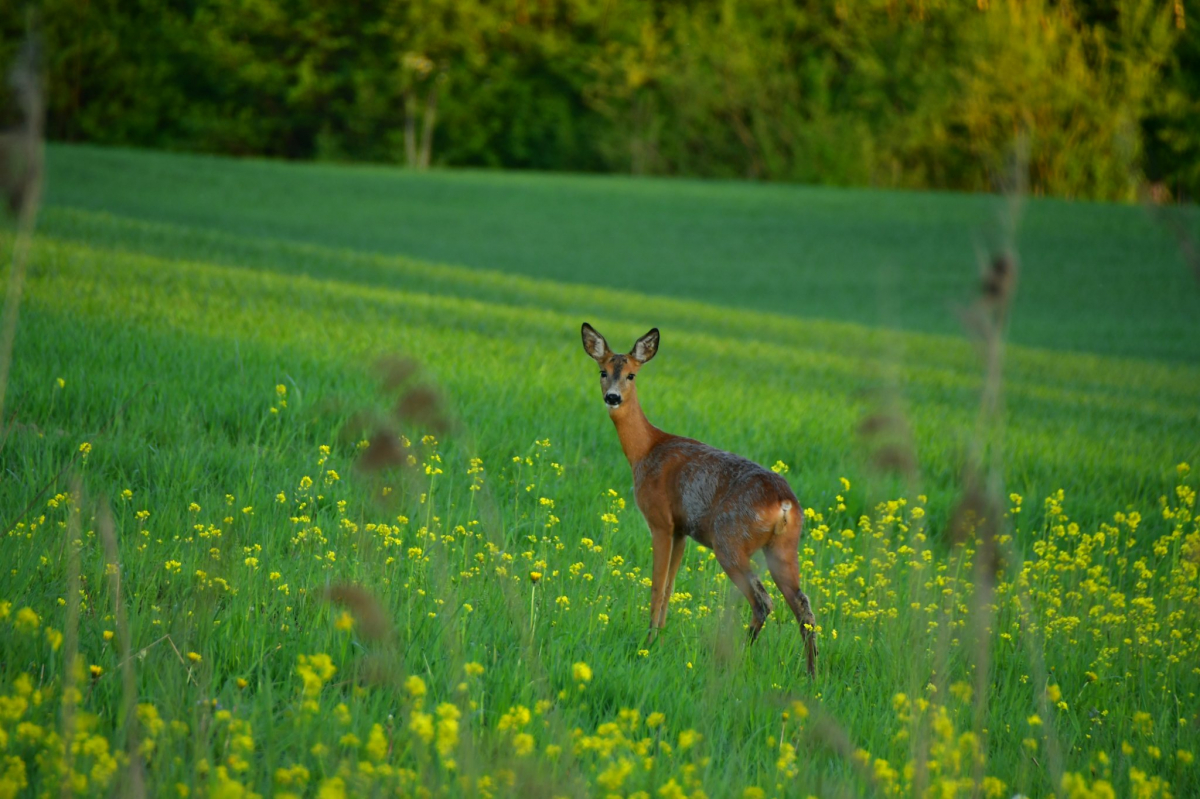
left=355, top=357, right=452, bottom=476
left=396, top=384, right=450, bottom=433
left=1141, top=182, right=1200, bottom=285
left=378, top=355, right=422, bottom=390
left=857, top=394, right=918, bottom=481
left=0, top=32, right=41, bottom=215
left=0, top=29, right=44, bottom=449
left=324, top=584, right=394, bottom=642
left=848, top=335, right=931, bottom=790
left=331, top=353, right=594, bottom=791
left=803, top=707, right=884, bottom=797
left=358, top=429, right=408, bottom=472
left=60, top=479, right=81, bottom=799
left=843, top=141, right=1028, bottom=797
left=1011, top=589, right=1066, bottom=780
left=954, top=143, right=1037, bottom=794
left=98, top=501, right=146, bottom=798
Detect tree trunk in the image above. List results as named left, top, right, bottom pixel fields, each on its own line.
left=418, top=81, right=439, bottom=170
left=403, top=92, right=418, bottom=168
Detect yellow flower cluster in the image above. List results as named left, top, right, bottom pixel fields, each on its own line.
left=1, top=427, right=1196, bottom=797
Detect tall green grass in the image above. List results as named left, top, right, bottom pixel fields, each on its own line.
left=0, top=147, right=1198, bottom=797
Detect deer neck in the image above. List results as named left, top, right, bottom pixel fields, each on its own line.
left=609, top=392, right=663, bottom=466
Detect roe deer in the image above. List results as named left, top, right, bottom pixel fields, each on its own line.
left=580, top=323, right=818, bottom=676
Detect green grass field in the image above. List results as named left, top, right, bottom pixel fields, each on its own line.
left=1, top=144, right=1199, bottom=798
left=44, top=145, right=1200, bottom=363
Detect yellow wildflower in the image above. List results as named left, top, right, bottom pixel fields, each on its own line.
left=405, top=675, right=427, bottom=699
left=366, top=724, right=388, bottom=763
left=513, top=733, right=535, bottom=756
left=409, top=710, right=434, bottom=744
left=14, top=607, right=39, bottom=634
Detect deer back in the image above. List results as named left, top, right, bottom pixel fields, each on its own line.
left=632, top=436, right=799, bottom=557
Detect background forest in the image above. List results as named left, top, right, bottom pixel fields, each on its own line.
left=2, top=0, right=1198, bottom=201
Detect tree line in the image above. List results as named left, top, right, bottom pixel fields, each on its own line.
left=2, top=0, right=1197, bottom=201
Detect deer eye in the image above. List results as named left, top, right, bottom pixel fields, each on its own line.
left=600, top=371, right=607, bottom=378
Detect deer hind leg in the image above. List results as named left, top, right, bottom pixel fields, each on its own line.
left=765, top=542, right=819, bottom=677
left=653, top=533, right=687, bottom=630
left=715, top=548, right=774, bottom=643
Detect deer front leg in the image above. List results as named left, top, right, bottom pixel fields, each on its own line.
left=646, top=527, right=675, bottom=646
left=653, top=533, right=687, bottom=630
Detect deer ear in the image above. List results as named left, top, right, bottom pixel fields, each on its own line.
left=581, top=323, right=611, bottom=362
left=631, top=328, right=659, bottom=363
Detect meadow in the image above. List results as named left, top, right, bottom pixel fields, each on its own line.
left=1, top=144, right=1198, bottom=797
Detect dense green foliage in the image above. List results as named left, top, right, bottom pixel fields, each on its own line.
left=1, top=146, right=1199, bottom=796
left=3, top=0, right=1199, bottom=200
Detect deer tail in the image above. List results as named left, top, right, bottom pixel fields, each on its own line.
left=772, top=494, right=801, bottom=537
left=773, top=497, right=803, bottom=541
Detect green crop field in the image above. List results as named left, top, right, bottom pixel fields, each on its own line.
left=1, top=144, right=1198, bottom=798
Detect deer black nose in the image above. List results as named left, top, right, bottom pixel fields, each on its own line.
left=604, top=393, right=621, bottom=406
